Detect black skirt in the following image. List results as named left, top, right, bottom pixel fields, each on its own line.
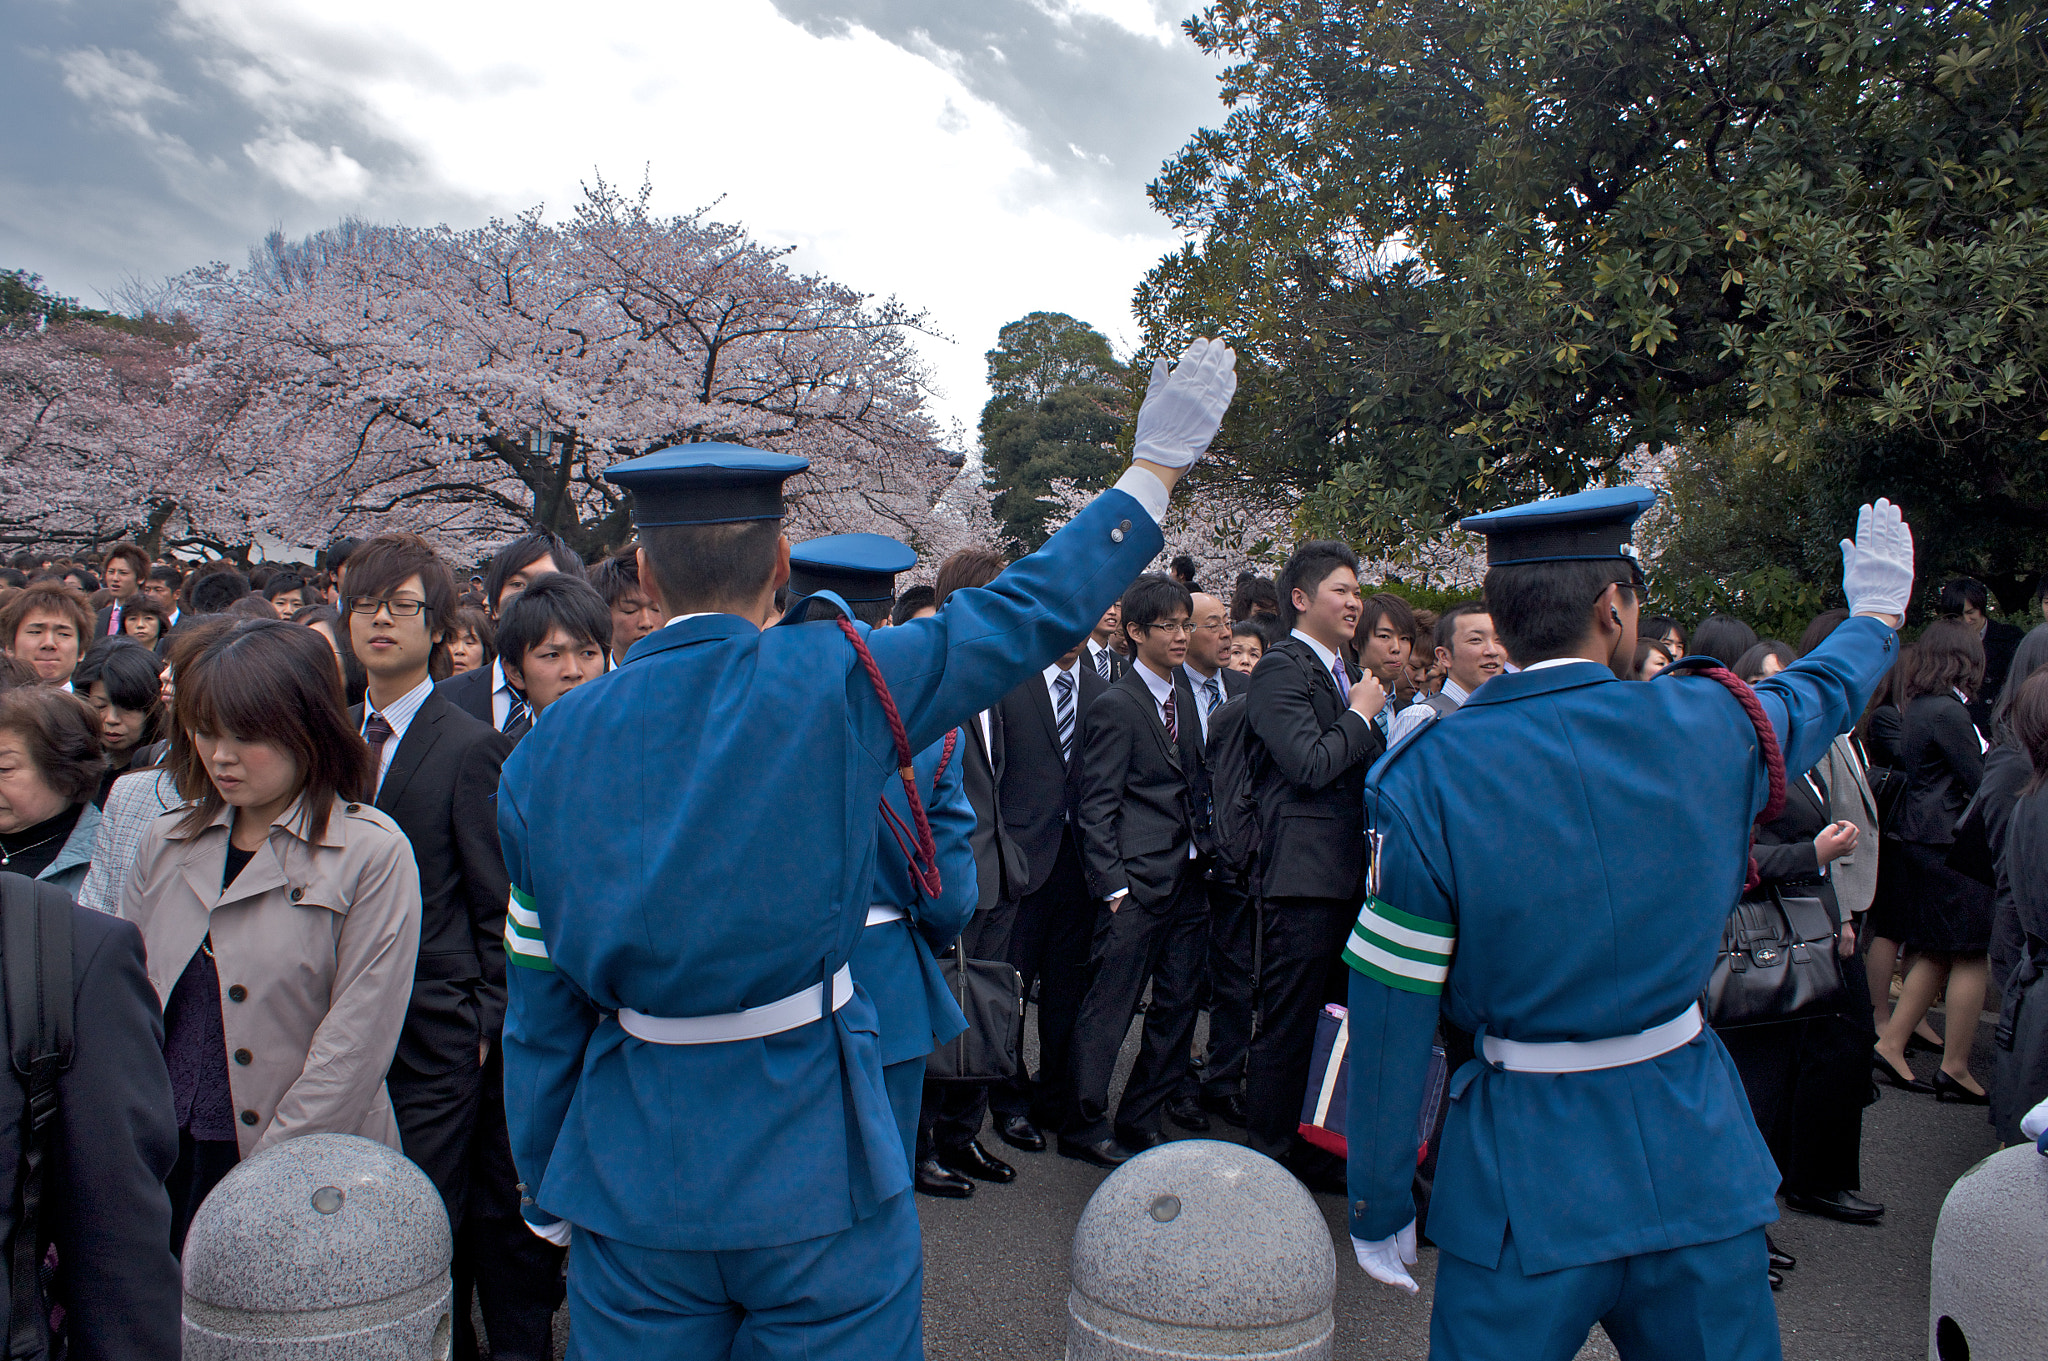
left=1899, top=840, right=1993, bottom=954
left=1865, top=834, right=1915, bottom=942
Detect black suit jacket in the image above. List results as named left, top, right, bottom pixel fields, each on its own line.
left=1077, top=665, right=1203, bottom=908
left=0, top=895, right=180, bottom=1359
left=1084, top=640, right=1129, bottom=684
left=1245, top=637, right=1385, bottom=901
left=1179, top=664, right=1247, bottom=857
left=1973, top=619, right=2026, bottom=729
left=960, top=707, right=1027, bottom=911
left=1753, top=767, right=1841, bottom=920
left=1894, top=691, right=1985, bottom=845
left=997, top=662, right=1110, bottom=898
left=355, top=690, right=515, bottom=1074
left=436, top=663, right=494, bottom=726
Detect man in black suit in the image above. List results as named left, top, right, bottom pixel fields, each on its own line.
left=343, top=533, right=558, bottom=1361
left=1085, top=602, right=1128, bottom=683
left=1242, top=540, right=1389, bottom=1186
left=435, top=530, right=586, bottom=740
left=91, top=541, right=150, bottom=640
left=916, top=548, right=1030, bottom=1197
left=1166, top=590, right=1254, bottom=1132
left=989, top=639, right=1110, bottom=1153
left=1943, top=577, right=2026, bottom=730
left=1061, top=574, right=1210, bottom=1166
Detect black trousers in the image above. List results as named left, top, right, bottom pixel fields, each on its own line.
left=1064, top=870, right=1208, bottom=1145
left=1245, top=896, right=1356, bottom=1161
left=919, top=894, right=1020, bottom=1155
left=992, top=833, right=1095, bottom=1130
left=453, top=1043, right=566, bottom=1361
left=167, top=1132, right=240, bottom=1255
left=1176, top=866, right=1255, bottom=1102
left=388, top=1050, right=485, bottom=1226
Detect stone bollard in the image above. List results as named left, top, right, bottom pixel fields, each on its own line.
left=1928, top=1141, right=2048, bottom=1361
left=1067, top=1139, right=1336, bottom=1360
left=182, top=1132, right=454, bottom=1360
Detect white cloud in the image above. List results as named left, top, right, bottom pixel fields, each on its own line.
left=242, top=127, right=371, bottom=200
left=55, top=46, right=180, bottom=109
left=1030, top=0, right=1181, bottom=45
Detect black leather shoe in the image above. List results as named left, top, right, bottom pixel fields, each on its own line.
left=915, top=1158, right=974, bottom=1198
left=1116, top=1125, right=1166, bottom=1152
left=1784, top=1189, right=1885, bottom=1223
left=995, top=1113, right=1046, bottom=1153
left=1905, top=1030, right=1945, bottom=1056
left=1932, top=1071, right=1990, bottom=1105
left=937, top=1139, right=1016, bottom=1183
left=1165, top=1096, right=1211, bottom=1132
left=1765, top=1235, right=1796, bottom=1271
left=1874, top=1049, right=1934, bottom=1093
left=1768, top=1268, right=1784, bottom=1291
left=1199, top=1092, right=1250, bottom=1128
left=1058, top=1136, right=1133, bottom=1168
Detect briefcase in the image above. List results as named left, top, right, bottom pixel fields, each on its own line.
left=924, top=942, right=1023, bottom=1084
left=1706, top=885, right=1846, bottom=1029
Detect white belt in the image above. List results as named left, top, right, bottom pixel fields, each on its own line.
left=618, top=965, right=853, bottom=1045
left=1480, top=1002, right=1703, bottom=1074
left=865, top=904, right=908, bottom=927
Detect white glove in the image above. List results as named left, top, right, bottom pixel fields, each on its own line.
left=2022, top=1096, right=2048, bottom=1142
left=526, top=1217, right=572, bottom=1247
left=1132, top=338, right=1238, bottom=470
left=1351, top=1219, right=1420, bottom=1293
left=1839, top=498, right=1914, bottom=618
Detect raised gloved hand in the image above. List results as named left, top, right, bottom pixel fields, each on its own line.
left=1839, top=498, right=1914, bottom=619
left=1351, top=1219, right=1420, bottom=1293
left=1133, top=338, right=1238, bottom=470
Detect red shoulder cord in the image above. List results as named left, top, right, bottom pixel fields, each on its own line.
left=837, top=620, right=944, bottom=899
left=1690, top=665, right=1788, bottom=893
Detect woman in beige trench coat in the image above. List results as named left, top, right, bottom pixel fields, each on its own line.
left=123, top=618, right=421, bottom=1249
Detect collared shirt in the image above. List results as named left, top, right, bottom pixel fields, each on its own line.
left=1133, top=657, right=1178, bottom=729
left=1292, top=628, right=1390, bottom=737
left=489, top=658, right=515, bottom=731
left=1086, top=638, right=1120, bottom=678
left=1439, top=677, right=1473, bottom=707
left=362, top=674, right=433, bottom=796
left=1182, top=662, right=1226, bottom=742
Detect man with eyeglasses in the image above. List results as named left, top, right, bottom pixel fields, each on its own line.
left=1061, top=574, right=1209, bottom=1167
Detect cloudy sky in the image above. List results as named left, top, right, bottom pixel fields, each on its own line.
left=3, top=0, right=1226, bottom=438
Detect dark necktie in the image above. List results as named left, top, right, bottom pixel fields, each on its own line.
left=363, top=714, right=394, bottom=789
left=1095, top=647, right=1114, bottom=681
left=1202, top=674, right=1221, bottom=722
left=503, top=688, right=531, bottom=736
left=1163, top=689, right=1178, bottom=744
left=1054, top=669, right=1075, bottom=763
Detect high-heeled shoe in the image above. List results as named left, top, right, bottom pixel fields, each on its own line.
left=1874, top=1049, right=1934, bottom=1093
left=1905, top=1029, right=1946, bottom=1056
left=1931, top=1071, right=1989, bottom=1105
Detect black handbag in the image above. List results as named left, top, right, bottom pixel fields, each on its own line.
left=1706, top=884, right=1847, bottom=1029
left=923, top=941, right=1023, bottom=1084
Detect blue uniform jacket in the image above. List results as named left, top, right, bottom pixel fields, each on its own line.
left=498, top=487, right=1162, bottom=1252
left=855, top=729, right=975, bottom=1069
left=1343, top=618, right=1897, bottom=1274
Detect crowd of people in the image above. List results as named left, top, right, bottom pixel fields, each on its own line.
left=0, top=502, right=2044, bottom=1354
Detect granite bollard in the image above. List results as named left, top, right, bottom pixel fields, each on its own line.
left=182, top=1132, right=454, bottom=1360
left=1928, top=1141, right=2048, bottom=1361
left=1067, top=1139, right=1337, bottom=1360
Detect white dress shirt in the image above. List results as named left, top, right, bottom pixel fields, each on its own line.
left=488, top=658, right=516, bottom=731
left=1291, top=628, right=1385, bottom=737
left=1181, top=662, right=1227, bottom=742
left=362, top=673, right=434, bottom=797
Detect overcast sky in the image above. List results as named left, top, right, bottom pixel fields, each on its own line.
left=3, top=0, right=1226, bottom=439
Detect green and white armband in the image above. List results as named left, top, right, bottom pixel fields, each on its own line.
left=1342, top=896, right=1454, bottom=995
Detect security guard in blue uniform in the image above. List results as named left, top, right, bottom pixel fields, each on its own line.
left=1341, top=489, right=1915, bottom=1360
left=496, top=339, right=1237, bottom=1360
left=784, top=533, right=977, bottom=1166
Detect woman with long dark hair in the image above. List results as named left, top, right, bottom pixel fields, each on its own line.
left=122, top=619, right=422, bottom=1250
left=75, top=637, right=166, bottom=803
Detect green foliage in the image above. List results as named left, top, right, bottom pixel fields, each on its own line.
left=1142, top=0, right=2048, bottom=590
left=1, top=268, right=175, bottom=340
left=980, top=313, right=1130, bottom=548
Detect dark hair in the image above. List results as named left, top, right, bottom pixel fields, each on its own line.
left=0, top=656, right=38, bottom=690
left=1688, top=614, right=1760, bottom=666
left=1797, top=607, right=1852, bottom=657
left=1733, top=640, right=1798, bottom=683
left=1170, top=554, right=1201, bottom=588
left=120, top=595, right=169, bottom=638
left=1433, top=601, right=1488, bottom=655
left=934, top=547, right=1007, bottom=607
left=586, top=548, right=645, bottom=608
left=101, top=542, right=149, bottom=580
left=248, top=566, right=274, bottom=594
left=171, top=620, right=371, bottom=841
left=1484, top=560, right=1639, bottom=664
left=341, top=532, right=459, bottom=663
left=263, top=574, right=307, bottom=603
left=1904, top=619, right=1986, bottom=701
left=147, top=563, right=182, bottom=588
left=290, top=603, right=340, bottom=630
left=1276, top=541, right=1360, bottom=629
left=1231, top=618, right=1269, bottom=646
left=451, top=606, right=497, bottom=670
left=794, top=594, right=892, bottom=628
left=2011, top=669, right=2048, bottom=794
left=0, top=688, right=108, bottom=804
left=483, top=531, right=585, bottom=614
left=637, top=521, right=776, bottom=616
left=62, top=567, right=100, bottom=594
left=1230, top=573, right=1280, bottom=623
left=1631, top=637, right=1673, bottom=679
left=1640, top=614, right=1684, bottom=648
left=1991, top=623, right=2048, bottom=745
left=1118, top=574, right=1194, bottom=647
left=0, top=570, right=23, bottom=589
left=1359, top=592, right=1418, bottom=646
left=225, top=595, right=278, bottom=621
left=0, top=581, right=92, bottom=652
left=495, top=573, right=613, bottom=668
left=1938, top=578, right=1990, bottom=617
left=186, top=566, right=252, bottom=615
left=890, top=585, right=936, bottom=626
left=320, top=536, right=362, bottom=574
left=75, top=636, right=163, bottom=712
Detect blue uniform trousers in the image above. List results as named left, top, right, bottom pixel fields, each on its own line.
left=882, top=1057, right=925, bottom=1175
left=1429, top=1227, right=1780, bottom=1361
left=565, top=1189, right=923, bottom=1361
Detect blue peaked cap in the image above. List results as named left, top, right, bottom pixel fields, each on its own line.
left=605, top=443, right=811, bottom=527
left=788, top=533, right=918, bottom=603
left=1460, top=485, right=1657, bottom=583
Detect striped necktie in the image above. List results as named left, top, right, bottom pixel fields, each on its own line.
left=1095, top=646, right=1114, bottom=680
left=503, top=688, right=531, bottom=736
left=1202, top=674, right=1221, bottom=721
left=1054, top=669, right=1075, bottom=763
left=1163, top=689, right=1178, bottom=743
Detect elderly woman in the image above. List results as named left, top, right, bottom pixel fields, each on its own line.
left=0, top=687, right=107, bottom=895
left=123, top=619, right=421, bottom=1250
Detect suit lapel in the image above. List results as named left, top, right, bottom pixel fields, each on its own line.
left=1031, top=670, right=1064, bottom=765
left=377, top=698, right=445, bottom=813
left=1120, top=668, right=1181, bottom=773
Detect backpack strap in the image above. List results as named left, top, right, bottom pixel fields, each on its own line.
left=1, top=872, right=71, bottom=1361
left=1657, top=658, right=1788, bottom=891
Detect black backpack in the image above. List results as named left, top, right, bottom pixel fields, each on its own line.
left=1204, top=691, right=1266, bottom=876
left=0, top=874, right=73, bottom=1361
